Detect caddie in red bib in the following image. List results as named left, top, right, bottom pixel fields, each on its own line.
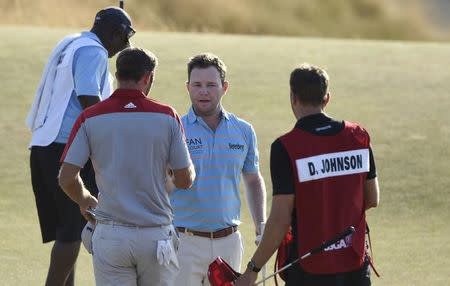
left=280, top=121, right=370, bottom=274
left=234, top=64, right=380, bottom=286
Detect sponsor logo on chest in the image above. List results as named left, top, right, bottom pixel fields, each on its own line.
left=186, top=137, right=203, bottom=151
left=228, top=143, right=244, bottom=151
left=124, top=102, right=137, bottom=109
left=296, top=149, right=369, bottom=182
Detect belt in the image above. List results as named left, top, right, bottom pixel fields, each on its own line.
left=97, top=219, right=136, bottom=227
left=97, top=219, right=165, bottom=229
left=176, top=226, right=238, bottom=239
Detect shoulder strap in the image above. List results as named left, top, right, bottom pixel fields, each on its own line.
left=366, top=224, right=381, bottom=277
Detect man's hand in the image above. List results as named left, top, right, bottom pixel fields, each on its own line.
left=165, top=168, right=176, bottom=193
left=255, top=222, right=265, bottom=245
left=234, top=269, right=257, bottom=286
left=79, top=194, right=98, bottom=223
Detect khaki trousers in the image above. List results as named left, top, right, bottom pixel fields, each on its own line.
left=92, top=223, right=179, bottom=286
left=174, top=230, right=243, bottom=286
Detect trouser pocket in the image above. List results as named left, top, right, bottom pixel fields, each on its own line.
left=81, top=221, right=96, bottom=254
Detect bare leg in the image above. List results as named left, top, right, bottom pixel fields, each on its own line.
left=45, top=241, right=81, bottom=286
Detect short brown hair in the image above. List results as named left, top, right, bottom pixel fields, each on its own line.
left=187, top=53, right=227, bottom=83
left=290, top=63, right=329, bottom=106
left=116, top=47, right=158, bottom=82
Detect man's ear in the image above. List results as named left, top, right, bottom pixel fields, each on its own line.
left=222, top=81, right=229, bottom=93
left=112, top=28, right=121, bottom=40
left=290, top=91, right=297, bottom=105
left=143, top=71, right=153, bottom=85
left=322, top=92, right=330, bottom=108
left=148, top=71, right=154, bottom=85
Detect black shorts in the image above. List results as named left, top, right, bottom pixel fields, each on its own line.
left=285, top=259, right=371, bottom=286
left=30, top=143, right=98, bottom=243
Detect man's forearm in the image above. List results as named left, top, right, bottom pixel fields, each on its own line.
left=251, top=212, right=291, bottom=268
left=59, top=174, right=89, bottom=205
left=59, top=160, right=98, bottom=223
left=58, top=162, right=91, bottom=205
left=244, top=172, right=267, bottom=234
left=235, top=194, right=293, bottom=286
left=251, top=194, right=293, bottom=268
left=78, top=95, right=100, bottom=109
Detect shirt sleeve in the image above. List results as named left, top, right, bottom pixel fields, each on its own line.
left=271, top=138, right=295, bottom=195
left=169, top=114, right=192, bottom=170
left=367, top=146, right=377, bottom=180
left=60, top=115, right=90, bottom=167
left=242, top=124, right=260, bottom=174
left=73, top=46, right=108, bottom=97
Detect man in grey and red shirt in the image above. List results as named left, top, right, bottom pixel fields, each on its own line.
left=58, top=47, right=195, bottom=286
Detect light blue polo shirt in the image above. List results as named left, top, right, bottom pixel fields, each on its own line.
left=171, top=107, right=260, bottom=232
left=54, top=32, right=108, bottom=143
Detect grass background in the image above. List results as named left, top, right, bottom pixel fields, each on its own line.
left=0, top=26, right=449, bottom=285
left=1, top=0, right=447, bottom=41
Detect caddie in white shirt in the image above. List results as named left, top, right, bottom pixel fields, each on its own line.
left=26, top=7, right=135, bottom=285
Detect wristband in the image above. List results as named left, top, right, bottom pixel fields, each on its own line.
left=247, top=259, right=261, bottom=273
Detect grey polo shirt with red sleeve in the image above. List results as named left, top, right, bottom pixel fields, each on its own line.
left=61, top=89, right=192, bottom=227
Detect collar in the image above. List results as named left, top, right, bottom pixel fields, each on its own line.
left=81, top=31, right=102, bottom=45
left=294, top=113, right=345, bottom=135
left=186, top=106, right=230, bottom=124
left=295, top=113, right=333, bottom=129
left=111, top=89, right=146, bottom=98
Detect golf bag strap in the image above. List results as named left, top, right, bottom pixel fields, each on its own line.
left=274, top=255, right=279, bottom=286
left=366, top=224, right=380, bottom=277
left=367, top=255, right=380, bottom=278
left=273, top=228, right=295, bottom=284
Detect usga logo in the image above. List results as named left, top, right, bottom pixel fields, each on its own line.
left=324, top=233, right=353, bottom=252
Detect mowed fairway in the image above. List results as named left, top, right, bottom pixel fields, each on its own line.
left=0, top=26, right=449, bottom=285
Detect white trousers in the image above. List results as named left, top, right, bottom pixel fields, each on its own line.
left=92, top=223, right=179, bottom=286
left=174, top=230, right=243, bottom=286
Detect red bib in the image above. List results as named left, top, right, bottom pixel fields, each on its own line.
left=279, top=121, right=370, bottom=274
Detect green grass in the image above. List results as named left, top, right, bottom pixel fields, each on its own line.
left=0, top=26, right=449, bottom=285
left=0, top=0, right=438, bottom=41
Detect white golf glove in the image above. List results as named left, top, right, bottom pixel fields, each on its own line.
left=157, top=239, right=176, bottom=266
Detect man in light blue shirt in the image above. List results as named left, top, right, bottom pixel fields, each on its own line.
left=170, top=53, right=267, bottom=286
left=54, top=31, right=110, bottom=143
left=27, top=7, right=135, bottom=285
